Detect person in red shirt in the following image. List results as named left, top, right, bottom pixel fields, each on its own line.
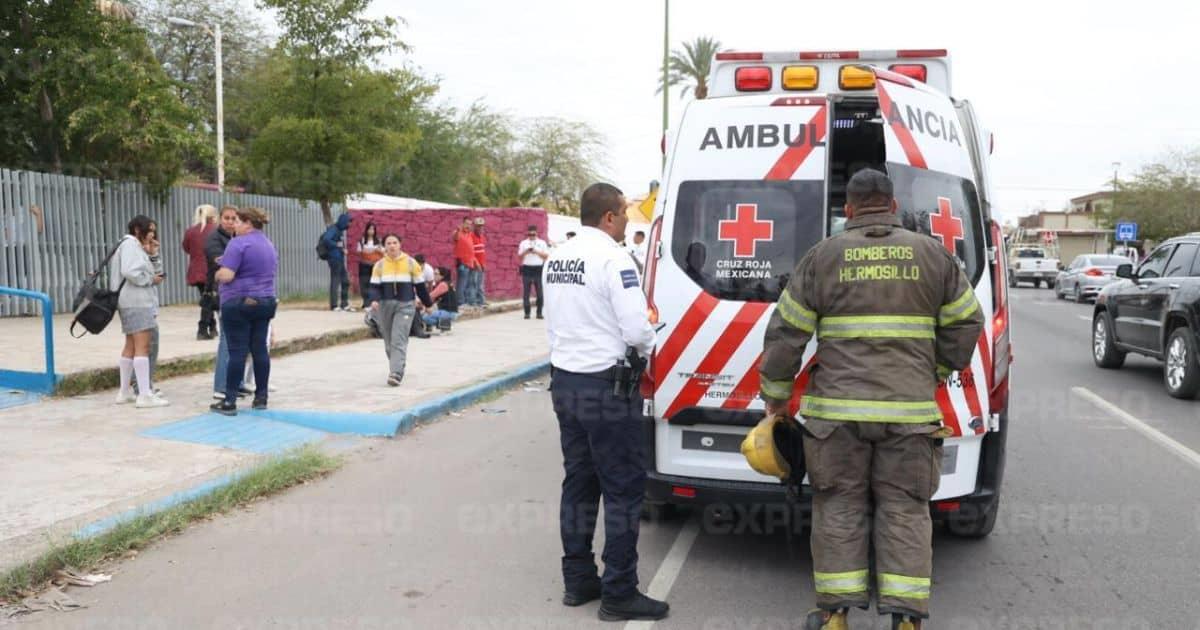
left=181, top=204, right=217, bottom=339
left=453, top=218, right=478, bottom=307
left=471, top=217, right=488, bottom=307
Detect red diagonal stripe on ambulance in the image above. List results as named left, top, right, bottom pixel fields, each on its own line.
left=976, top=331, right=993, bottom=392
left=936, top=385, right=961, bottom=437
left=664, top=302, right=772, bottom=420
left=654, top=292, right=720, bottom=385
left=961, top=368, right=984, bottom=435
left=876, top=82, right=928, bottom=169
left=721, top=353, right=763, bottom=410
left=764, top=106, right=828, bottom=181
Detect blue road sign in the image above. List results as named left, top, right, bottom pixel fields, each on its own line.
left=1116, top=222, right=1138, bottom=242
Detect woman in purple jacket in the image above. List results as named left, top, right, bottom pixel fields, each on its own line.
left=210, top=207, right=278, bottom=416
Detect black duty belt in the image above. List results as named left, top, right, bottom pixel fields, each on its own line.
left=550, top=365, right=619, bottom=382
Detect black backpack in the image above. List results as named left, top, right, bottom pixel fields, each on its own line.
left=70, top=241, right=127, bottom=338
left=316, top=231, right=331, bottom=260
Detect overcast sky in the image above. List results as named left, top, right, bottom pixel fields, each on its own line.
left=375, top=0, right=1199, bottom=224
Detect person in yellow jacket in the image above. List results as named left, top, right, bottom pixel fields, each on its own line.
left=759, top=169, right=984, bottom=630
left=367, top=234, right=433, bottom=386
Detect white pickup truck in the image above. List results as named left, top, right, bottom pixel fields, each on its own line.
left=1008, top=246, right=1059, bottom=288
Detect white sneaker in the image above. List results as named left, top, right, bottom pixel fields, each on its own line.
left=115, top=391, right=136, bottom=404
left=135, top=393, right=170, bottom=408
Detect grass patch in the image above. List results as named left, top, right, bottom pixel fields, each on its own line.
left=0, top=447, right=340, bottom=605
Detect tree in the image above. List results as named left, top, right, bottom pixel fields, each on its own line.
left=657, top=36, right=721, bottom=100
left=129, top=0, right=268, bottom=182
left=512, top=117, right=607, bottom=215
left=375, top=99, right=516, bottom=204
left=1102, top=149, right=1200, bottom=241
left=233, top=0, right=420, bottom=223
left=461, top=171, right=540, bottom=208
left=0, top=1, right=208, bottom=194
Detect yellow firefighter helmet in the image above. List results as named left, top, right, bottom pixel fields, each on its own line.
left=740, top=414, right=794, bottom=479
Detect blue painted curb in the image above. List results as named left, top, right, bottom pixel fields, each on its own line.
left=73, top=358, right=551, bottom=540
left=241, top=408, right=399, bottom=437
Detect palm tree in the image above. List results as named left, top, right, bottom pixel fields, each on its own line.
left=656, top=36, right=722, bottom=100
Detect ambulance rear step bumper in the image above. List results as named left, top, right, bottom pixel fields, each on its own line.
left=642, top=410, right=1006, bottom=522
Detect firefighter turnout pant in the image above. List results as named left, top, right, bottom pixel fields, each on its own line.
left=803, top=418, right=943, bottom=618
left=550, top=369, right=647, bottom=600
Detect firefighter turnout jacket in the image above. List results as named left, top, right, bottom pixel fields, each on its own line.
left=759, top=210, right=984, bottom=419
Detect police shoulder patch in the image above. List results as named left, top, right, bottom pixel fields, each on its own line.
left=620, top=269, right=638, bottom=289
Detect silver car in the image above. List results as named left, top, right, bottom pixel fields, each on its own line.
left=1055, top=254, right=1131, bottom=302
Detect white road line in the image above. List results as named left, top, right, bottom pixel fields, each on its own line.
left=624, top=516, right=701, bottom=630
left=1078, top=315, right=1092, bottom=321
left=1073, top=387, right=1200, bottom=471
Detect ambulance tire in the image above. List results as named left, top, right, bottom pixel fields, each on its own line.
left=945, top=498, right=999, bottom=538
left=640, top=501, right=680, bottom=522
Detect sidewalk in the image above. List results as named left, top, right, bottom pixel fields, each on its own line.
left=0, top=308, right=549, bottom=572
left=0, top=300, right=518, bottom=380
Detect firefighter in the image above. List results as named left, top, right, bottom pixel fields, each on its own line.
left=758, top=169, right=984, bottom=630
left=542, top=183, right=667, bottom=622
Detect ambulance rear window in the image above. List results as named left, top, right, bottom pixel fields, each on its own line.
left=888, top=163, right=985, bottom=284
left=671, top=180, right=824, bottom=302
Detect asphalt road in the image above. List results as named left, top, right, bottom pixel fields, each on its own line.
left=13, top=287, right=1200, bottom=629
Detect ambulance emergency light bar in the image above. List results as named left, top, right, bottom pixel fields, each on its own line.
left=711, top=49, right=951, bottom=97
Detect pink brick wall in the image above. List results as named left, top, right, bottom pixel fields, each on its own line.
left=344, top=208, right=549, bottom=300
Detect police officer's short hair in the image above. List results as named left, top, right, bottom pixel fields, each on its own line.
left=846, top=168, right=894, bottom=209
left=580, top=183, right=625, bottom=227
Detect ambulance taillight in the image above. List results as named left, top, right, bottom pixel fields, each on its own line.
left=781, top=65, right=819, bottom=90
left=888, top=63, right=928, bottom=83
left=734, top=66, right=772, bottom=91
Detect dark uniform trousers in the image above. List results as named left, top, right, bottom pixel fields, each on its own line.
left=550, top=369, right=646, bottom=600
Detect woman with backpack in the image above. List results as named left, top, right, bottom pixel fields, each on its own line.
left=367, top=234, right=433, bottom=386
left=112, top=215, right=169, bottom=409
left=356, top=221, right=383, bottom=310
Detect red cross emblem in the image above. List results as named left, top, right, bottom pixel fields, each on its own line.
left=929, top=197, right=964, bottom=253
left=719, top=203, right=774, bottom=258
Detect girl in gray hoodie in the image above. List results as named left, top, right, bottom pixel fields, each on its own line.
left=110, top=215, right=169, bottom=408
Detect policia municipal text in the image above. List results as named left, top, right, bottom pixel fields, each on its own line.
left=759, top=169, right=984, bottom=630
left=541, top=183, right=667, bottom=622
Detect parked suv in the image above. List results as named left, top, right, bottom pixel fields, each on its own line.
left=1092, top=234, right=1200, bottom=398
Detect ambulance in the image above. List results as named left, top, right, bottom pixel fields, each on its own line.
left=640, top=49, right=1010, bottom=537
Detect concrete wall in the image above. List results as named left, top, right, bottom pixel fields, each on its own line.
left=344, top=208, right=548, bottom=300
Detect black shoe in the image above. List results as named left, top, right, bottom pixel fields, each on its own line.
left=237, top=387, right=252, bottom=398
left=524, top=313, right=531, bottom=319
left=196, top=331, right=213, bottom=340
left=536, top=313, right=543, bottom=319
left=252, top=397, right=267, bottom=410
left=597, top=592, right=668, bottom=622
left=562, top=580, right=601, bottom=607
left=210, top=400, right=237, bottom=416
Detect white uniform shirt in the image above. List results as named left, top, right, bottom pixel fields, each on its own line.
left=543, top=226, right=656, bottom=373
left=628, top=242, right=647, bottom=271
left=518, top=238, right=549, bottom=266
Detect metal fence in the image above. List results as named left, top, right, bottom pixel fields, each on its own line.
left=0, top=168, right=342, bottom=316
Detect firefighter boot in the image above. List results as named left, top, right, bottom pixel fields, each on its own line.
left=803, top=608, right=848, bottom=630
left=891, top=613, right=922, bottom=630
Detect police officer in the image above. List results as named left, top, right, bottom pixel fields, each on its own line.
left=759, top=169, right=984, bottom=630
left=542, top=183, right=667, bottom=622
